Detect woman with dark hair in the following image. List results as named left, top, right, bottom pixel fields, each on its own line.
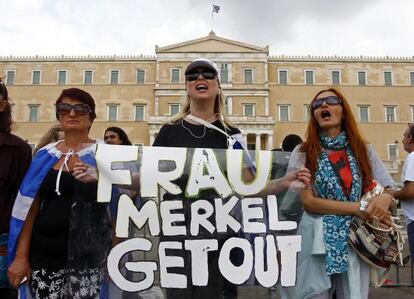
left=7, top=88, right=111, bottom=299
left=291, top=88, right=394, bottom=298
left=104, top=126, right=132, bottom=145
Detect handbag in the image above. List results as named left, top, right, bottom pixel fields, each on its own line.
left=348, top=181, right=404, bottom=269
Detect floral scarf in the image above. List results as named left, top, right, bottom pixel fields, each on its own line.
left=313, top=131, right=362, bottom=275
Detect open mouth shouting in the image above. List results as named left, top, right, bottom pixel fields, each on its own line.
left=320, top=110, right=331, bottom=119
left=195, top=83, right=208, bottom=91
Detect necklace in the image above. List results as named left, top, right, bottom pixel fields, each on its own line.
left=181, top=118, right=206, bottom=139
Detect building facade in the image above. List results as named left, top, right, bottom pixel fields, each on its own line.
left=1, top=32, right=413, bottom=179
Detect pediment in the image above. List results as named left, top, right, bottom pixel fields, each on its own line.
left=156, top=32, right=268, bottom=54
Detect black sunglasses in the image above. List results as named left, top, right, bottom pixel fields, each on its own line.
left=185, top=71, right=217, bottom=81
left=311, top=96, right=342, bottom=110
left=56, top=103, right=91, bottom=116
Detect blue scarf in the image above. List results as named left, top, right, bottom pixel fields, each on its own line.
left=313, top=131, right=362, bottom=275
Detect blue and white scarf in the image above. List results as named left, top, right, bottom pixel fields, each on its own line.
left=7, top=140, right=99, bottom=299
left=313, top=131, right=362, bottom=275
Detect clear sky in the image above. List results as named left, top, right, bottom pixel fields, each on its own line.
left=0, top=0, right=413, bottom=57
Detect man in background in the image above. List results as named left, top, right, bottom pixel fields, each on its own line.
left=390, top=123, right=414, bottom=265
left=0, top=79, right=31, bottom=299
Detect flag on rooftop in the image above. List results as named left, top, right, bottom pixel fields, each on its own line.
left=212, top=4, right=220, bottom=14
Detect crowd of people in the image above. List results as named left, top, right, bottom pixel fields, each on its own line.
left=0, top=58, right=413, bottom=299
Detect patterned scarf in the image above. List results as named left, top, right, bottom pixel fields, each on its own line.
left=313, top=131, right=362, bottom=275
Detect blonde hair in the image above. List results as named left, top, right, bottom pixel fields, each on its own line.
left=168, top=88, right=234, bottom=129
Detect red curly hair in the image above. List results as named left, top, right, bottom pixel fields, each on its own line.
left=300, top=87, right=373, bottom=191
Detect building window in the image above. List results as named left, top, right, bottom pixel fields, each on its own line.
left=110, top=70, right=119, bottom=85
left=134, top=105, right=145, bottom=121
left=58, top=70, right=67, bottom=85
left=304, top=70, right=314, bottom=85
left=32, top=70, right=41, bottom=84
left=358, top=106, right=370, bottom=123
left=304, top=105, right=310, bottom=122
left=358, top=71, right=367, bottom=86
left=220, top=63, right=229, bottom=84
left=244, top=69, right=253, bottom=84
left=84, top=70, right=93, bottom=85
left=278, top=70, right=288, bottom=85
left=137, top=69, right=145, bottom=84
left=29, top=105, right=39, bottom=122
left=169, top=104, right=180, bottom=116
left=278, top=105, right=290, bottom=122
left=171, top=68, right=180, bottom=84
left=107, top=105, right=118, bottom=121
left=331, top=70, right=341, bottom=85
left=388, top=144, right=398, bottom=160
left=6, top=70, right=15, bottom=85
left=243, top=104, right=255, bottom=116
left=410, top=72, right=414, bottom=86
left=384, top=71, right=393, bottom=86
left=384, top=106, right=396, bottom=123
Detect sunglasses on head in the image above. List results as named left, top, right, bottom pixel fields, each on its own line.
left=311, top=96, right=342, bottom=110
left=185, top=70, right=217, bottom=81
left=56, top=103, right=91, bottom=116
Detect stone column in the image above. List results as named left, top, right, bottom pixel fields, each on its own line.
left=267, top=134, right=273, bottom=150
left=154, top=96, right=159, bottom=116
left=256, top=133, right=261, bottom=151
left=149, top=133, right=155, bottom=145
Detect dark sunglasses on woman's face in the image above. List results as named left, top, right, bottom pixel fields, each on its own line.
left=311, top=96, right=342, bottom=110
left=185, top=71, right=216, bottom=81
left=56, top=103, right=91, bottom=116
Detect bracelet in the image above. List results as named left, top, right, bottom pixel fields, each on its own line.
left=359, top=199, right=369, bottom=212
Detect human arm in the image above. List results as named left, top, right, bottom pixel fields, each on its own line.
left=7, top=196, right=41, bottom=288
left=363, top=144, right=395, bottom=224
left=300, top=187, right=364, bottom=218
left=390, top=181, right=414, bottom=201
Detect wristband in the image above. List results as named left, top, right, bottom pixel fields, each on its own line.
left=360, top=199, right=369, bottom=212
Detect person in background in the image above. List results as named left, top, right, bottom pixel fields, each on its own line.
left=291, top=88, right=395, bottom=299
left=282, top=134, right=303, bottom=152
left=0, top=79, right=32, bottom=299
left=33, top=124, right=64, bottom=154
left=388, top=123, right=414, bottom=266
left=104, top=126, right=132, bottom=145
left=7, top=88, right=111, bottom=299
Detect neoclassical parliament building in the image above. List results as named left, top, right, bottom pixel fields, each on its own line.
left=1, top=32, right=413, bottom=178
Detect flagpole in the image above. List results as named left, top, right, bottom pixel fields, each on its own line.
left=211, top=9, right=214, bottom=31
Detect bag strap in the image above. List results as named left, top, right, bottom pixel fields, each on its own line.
left=186, top=114, right=232, bottom=139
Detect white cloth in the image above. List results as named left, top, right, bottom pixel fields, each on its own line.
left=401, top=151, right=414, bottom=224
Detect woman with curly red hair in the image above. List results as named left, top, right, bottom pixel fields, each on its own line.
left=291, top=88, right=395, bottom=299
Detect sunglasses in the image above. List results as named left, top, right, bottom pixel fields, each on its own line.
left=56, top=103, right=91, bottom=116
left=185, top=71, right=216, bottom=81
left=311, top=96, right=342, bottom=110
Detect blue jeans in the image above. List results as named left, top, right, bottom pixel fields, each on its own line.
left=407, top=221, right=414, bottom=264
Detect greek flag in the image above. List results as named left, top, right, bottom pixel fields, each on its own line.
left=7, top=141, right=99, bottom=299
left=212, top=4, right=220, bottom=14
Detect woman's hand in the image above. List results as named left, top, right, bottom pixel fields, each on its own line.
left=283, top=167, right=311, bottom=190
left=72, top=162, right=98, bottom=183
left=364, top=193, right=394, bottom=226
left=8, top=256, right=31, bottom=288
